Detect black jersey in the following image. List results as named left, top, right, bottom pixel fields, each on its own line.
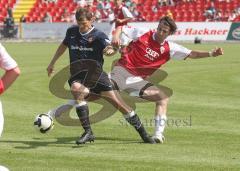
left=63, top=25, right=113, bottom=93
left=63, top=25, right=110, bottom=68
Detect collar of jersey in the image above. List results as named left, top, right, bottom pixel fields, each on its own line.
left=79, top=27, right=95, bottom=36
left=153, top=32, right=166, bottom=45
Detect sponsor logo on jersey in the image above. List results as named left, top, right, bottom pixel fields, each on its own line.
left=71, top=45, right=93, bottom=51
left=144, top=48, right=159, bottom=61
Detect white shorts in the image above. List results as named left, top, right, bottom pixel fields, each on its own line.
left=109, top=66, right=152, bottom=96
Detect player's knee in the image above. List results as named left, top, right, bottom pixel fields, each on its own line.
left=156, top=89, right=170, bottom=100
left=71, top=82, right=81, bottom=92
left=71, top=82, right=88, bottom=93
left=156, top=98, right=169, bottom=107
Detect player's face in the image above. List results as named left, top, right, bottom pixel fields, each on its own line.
left=114, top=0, right=122, bottom=6
left=156, top=22, right=171, bottom=43
left=77, top=19, right=93, bottom=33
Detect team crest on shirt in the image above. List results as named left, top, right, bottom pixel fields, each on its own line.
left=160, top=46, right=165, bottom=54
left=88, top=37, right=93, bottom=43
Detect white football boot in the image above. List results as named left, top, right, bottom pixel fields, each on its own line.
left=152, top=134, right=165, bottom=144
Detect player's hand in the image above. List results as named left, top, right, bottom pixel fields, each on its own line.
left=47, top=64, right=54, bottom=77
left=112, top=36, right=121, bottom=47
left=116, top=19, right=123, bottom=23
left=212, top=47, right=224, bottom=57
left=103, top=46, right=117, bottom=56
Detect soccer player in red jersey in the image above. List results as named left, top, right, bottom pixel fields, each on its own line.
left=110, top=0, right=133, bottom=28
left=111, top=16, right=224, bottom=143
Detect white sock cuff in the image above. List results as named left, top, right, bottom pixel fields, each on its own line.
left=155, top=114, right=167, bottom=135
left=75, top=101, right=87, bottom=107
left=47, top=109, right=56, bottom=118
left=124, top=110, right=135, bottom=119
left=155, top=115, right=167, bottom=121
left=155, top=114, right=167, bottom=128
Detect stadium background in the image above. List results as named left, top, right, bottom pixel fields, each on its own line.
left=0, top=0, right=240, bottom=170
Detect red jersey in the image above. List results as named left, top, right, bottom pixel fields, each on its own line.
left=117, top=31, right=171, bottom=78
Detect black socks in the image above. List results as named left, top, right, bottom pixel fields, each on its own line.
left=76, top=104, right=92, bottom=132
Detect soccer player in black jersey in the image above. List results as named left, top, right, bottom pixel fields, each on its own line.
left=47, top=7, right=155, bottom=144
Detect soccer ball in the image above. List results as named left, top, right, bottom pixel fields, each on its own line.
left=34, top=114, right=54, bottom=133
left=0, top=165, right=9, bottom=171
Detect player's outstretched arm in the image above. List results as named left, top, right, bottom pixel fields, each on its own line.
left=47, top=43, right=67, bottom=77
left=0, top=66, right=20, bottom=94
left=116, top=17, right=132, bottom=24
left=111, top=26, right=123, bottom=47
left=188, top=47, right=224, bottom=59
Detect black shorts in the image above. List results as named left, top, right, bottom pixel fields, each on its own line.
left=68, top=71, right=113, bottom=94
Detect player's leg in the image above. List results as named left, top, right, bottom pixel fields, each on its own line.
left=141, top=85, right=169, bottom=143
left=100, top=90, right=155, bottom=144
left=111, top=66, right=169, bottom=143
left=47, top=100, right=76, bottom=119
left=48, top=92, right=101, bottom=119
left=75, top=101, right=95, bottom=144
left=0, top=101, right=4, bottom=137
left=70, top=81, right=95, bottom=144
left=109, top=66, right=155, bottom=143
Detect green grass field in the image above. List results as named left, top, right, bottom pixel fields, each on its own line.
left=0, top=42, right=239, bottom=171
